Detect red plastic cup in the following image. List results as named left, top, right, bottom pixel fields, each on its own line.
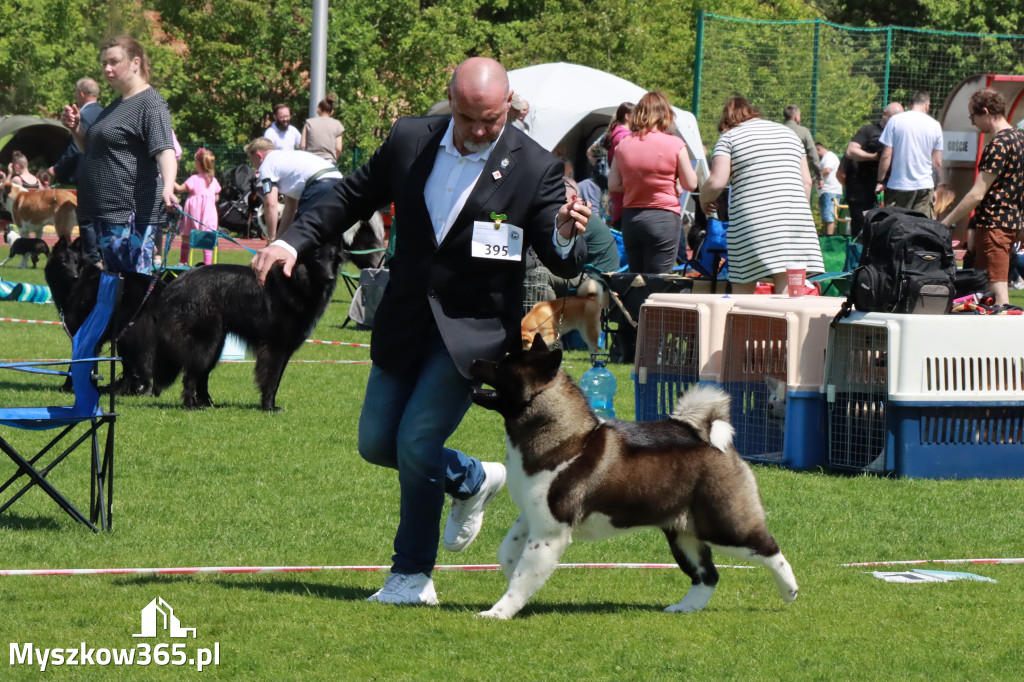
left=786, top=263, right=806, bottom=297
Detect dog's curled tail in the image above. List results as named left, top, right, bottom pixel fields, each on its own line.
left=671, top=385, right=734, bottom=452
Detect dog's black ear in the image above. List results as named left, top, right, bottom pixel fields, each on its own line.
left=539, top=346, right=562, bottom=377
left=530, top=333, right=546, bottom=352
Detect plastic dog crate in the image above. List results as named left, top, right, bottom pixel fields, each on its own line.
left=603, top=273, right=693, bottom=364
left=825, top=312, right=1024, bottom=478
left=633, top=294, right=755, bottom=421
left=522, top=267, right=554, bottom=316
left=721, top=296, right=845, bottom=469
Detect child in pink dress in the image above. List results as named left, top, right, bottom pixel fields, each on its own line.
left=173, top=148, right=221, bottom=265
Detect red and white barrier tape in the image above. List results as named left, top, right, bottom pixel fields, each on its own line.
left=220, top=359, right=371, bottom=365
left=2, top=320, right=368, bottom=350
left=0, top=317, right=61, bottom=325
left=0, top=562, right=753, bottom=577
left=840, top=557, right=1024, bottom=567
left=305, top=339, right=370, bottom=348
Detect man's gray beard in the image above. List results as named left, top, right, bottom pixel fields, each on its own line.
left=463, top=138, right=495, bottom=154
left=275, top=121, right=289, bottom=131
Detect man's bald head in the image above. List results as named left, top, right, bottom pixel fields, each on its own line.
left=449, top=57, right=509, bottom=101
left=883, top=101, right=904, bottom=117
left=447, top=57, right=513, bottom=155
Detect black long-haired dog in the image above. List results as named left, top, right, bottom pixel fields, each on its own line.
left=44, top=237, right=165, bottom=395
left=151, top=235, right=345, bottom=411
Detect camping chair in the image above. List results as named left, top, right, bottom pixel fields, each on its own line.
left=0, top=272, right=121, bottom=532
left=187, top=229, right=220, bottom=267
left=339, top=270, right=361, bottom=329
left=809, top=235, right=862, bottom=297
left=676, top=217, right=729, bottom=292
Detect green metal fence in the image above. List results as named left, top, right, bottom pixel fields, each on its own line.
left=692, top=12, right=1024, bottom=151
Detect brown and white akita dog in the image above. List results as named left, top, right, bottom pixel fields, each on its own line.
left=469, top=335, right=798, bottom=619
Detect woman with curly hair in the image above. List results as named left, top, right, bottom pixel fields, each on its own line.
left=608, top=91, right=697, bottom=273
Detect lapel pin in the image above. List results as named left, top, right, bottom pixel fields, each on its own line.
left=492, top=170, right=502, bottom=180
left=500, top=157, right=509, bottom=169
left=490, top=212, right=507, bottom=230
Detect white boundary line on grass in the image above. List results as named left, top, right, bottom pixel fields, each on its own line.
left=841, top=558, right=1024, bottom=567
left=0, top=563, right=755, bottom=577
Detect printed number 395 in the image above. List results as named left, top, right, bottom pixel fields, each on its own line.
left=485, top=244, right=509, bottom=257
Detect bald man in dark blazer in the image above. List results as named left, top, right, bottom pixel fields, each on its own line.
left=252, top=57, right=589, bottom=606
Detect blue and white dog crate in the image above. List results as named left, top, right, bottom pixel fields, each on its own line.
left=825, top=311, right=1024, bottom=478
left=721, top=296, right=844, bottom=469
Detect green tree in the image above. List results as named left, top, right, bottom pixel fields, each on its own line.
left=0, top=0, right=141, bottom=117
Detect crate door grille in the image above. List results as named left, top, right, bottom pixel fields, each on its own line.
left=722, top=314, right=787, bottom=460
left=827, top=324, right=888, bottom=470
left=522, top=269, right=553, bottom=315
left=635, top=307, right=700, bottom=421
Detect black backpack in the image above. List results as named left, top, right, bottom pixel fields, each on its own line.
left=848, top=206, right=956, bottom=314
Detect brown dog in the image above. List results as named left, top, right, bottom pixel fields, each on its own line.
left=1, top=182, right=78, bottom=241
left=520, top=278, right=605, bottom=353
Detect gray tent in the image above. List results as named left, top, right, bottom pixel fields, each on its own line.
left=0, top=115, right=72, bottom=167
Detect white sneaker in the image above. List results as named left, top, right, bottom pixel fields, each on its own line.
left=1011, top=278, right=1024, bottom=291
left=366, top=572, right=438, bottom=605
left=443, top=461, right=506, bottom=552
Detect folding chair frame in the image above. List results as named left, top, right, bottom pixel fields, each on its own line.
left=0, top=413, right=114, bottom=532
left=0, top=273, right=120, bottom=532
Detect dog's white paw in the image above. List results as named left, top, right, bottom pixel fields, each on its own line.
left=665, top=584, right=714, bottom=613
left=664, top=601, right=706, bottom=614
left=475, top=608, right=513, bottom=620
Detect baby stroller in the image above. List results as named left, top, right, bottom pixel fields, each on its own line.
left=217, top=162, right=261, bottom=237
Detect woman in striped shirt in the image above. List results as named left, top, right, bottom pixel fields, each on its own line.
left=699, top=96, right=823, bottom=294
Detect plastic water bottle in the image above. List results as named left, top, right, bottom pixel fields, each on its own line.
left=580, top=354, right=617, bottom=419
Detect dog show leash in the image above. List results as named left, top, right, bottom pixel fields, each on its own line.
left=171, top=202, right=259, bottom=255
left=553, top=199, right=586, bottom=350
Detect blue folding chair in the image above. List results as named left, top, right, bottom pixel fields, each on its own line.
left=0, top=272, right=121, bottom=531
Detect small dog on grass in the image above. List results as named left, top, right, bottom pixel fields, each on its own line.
left=1, top=226, right=50, bottom=268
left=469, top=335, right=798, bottom=619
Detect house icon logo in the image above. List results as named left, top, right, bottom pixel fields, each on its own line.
left=133, top=597, right=197, bottom=639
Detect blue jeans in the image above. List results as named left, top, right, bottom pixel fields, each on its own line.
left=818, top=192, right=841, bottom=223
left=357, top=330, right=485, bottom=575
left=82, top=217, right=158, bottom=274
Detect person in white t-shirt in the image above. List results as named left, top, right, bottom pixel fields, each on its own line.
left=244, top=137, right=342, bottom=240
left=814, top=141, right=843, bottom=235
left=264, top=104, right=302, bottom=151
left=875, top=91, right=944, bottom=217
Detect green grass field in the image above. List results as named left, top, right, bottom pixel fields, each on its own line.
left=1, top=253, right=1022, bottom=681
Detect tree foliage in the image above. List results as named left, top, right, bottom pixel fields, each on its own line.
left=1, top=0, right=1021, bottom=161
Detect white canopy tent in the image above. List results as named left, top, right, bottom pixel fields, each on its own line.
left=508, top=62, right=704, bottom=173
